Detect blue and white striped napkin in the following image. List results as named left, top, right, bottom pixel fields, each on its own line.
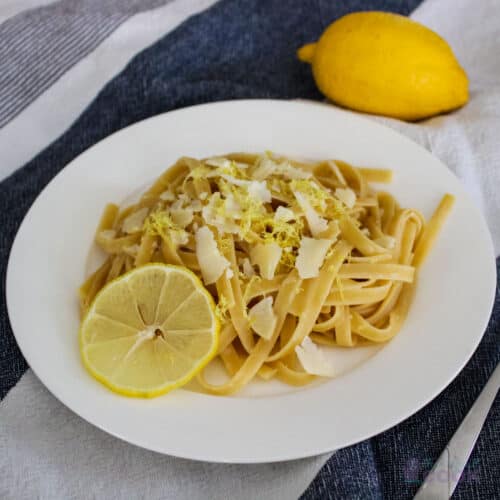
left=0, top=0, right=218, bottom=180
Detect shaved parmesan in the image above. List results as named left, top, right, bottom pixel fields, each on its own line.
left=278, top=161, right=312, bottom=180
left=171, top=199, right=184, bottom=210
left=248, top=180, right=271, bottom=203
left=99, top=229, right=116, bottom=239
left=190, top=199, right=203, bottom=212
left=199, top=192, right=208, bottom=200
left=252, top=157, right=277, bottom=180
left=123, top=244, right=140, bottom=256
left=248, top=297, right=276, bottom=340
left=205, top=157, right=248, bottom=170
left=122, top=208, right=149, bottom=234
left=233, top=161, right=249, bottom=169
left=295, top=336, right=335, bottom=377
left=374, top=235, right=396, bottom=249
left=321, top=221, right=340, bottom=241
left=170, top=206, right=193, bottom=228
left=250, top=242, right=282, bottom=280
left=159, top=189, right=175, bottom=201
left=335, top=187, right=356, bottom=208
left=274, top=206, right=295, bottom=222
left=201, top=193, right=240, bottom=234
left=195, top=226, right=230, bottom=285
left=220, top=175, right=271, bottom=203
left=295, top=237, right=332, bottom=279
left=205, top=157, right=231, bottom=169
left=171, top=230, right=189, bottom=246
left=242, top=258, right=255, bottom=277
left=224, top=193, right=241, bottom=216
left=293, top=191, right=328, bottom=237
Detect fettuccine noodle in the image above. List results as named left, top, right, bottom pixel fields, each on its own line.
left=79, top=153, right=454, bottom=395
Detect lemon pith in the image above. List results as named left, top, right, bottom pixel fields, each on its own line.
left=79, top=264, right=219, bottom=398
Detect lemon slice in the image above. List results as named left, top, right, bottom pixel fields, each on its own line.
left=79, top=264, right=219, bottom=398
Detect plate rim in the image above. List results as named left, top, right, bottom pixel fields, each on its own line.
left=6, top=99, right=497, bottom=463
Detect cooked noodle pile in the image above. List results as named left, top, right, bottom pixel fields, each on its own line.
left=80, top=153, right=454, bottom=395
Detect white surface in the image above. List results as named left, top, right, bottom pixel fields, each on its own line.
left=0, top=370, right=325, bottom=500
left=7, top=99, right=496, bottom=463
left=0, top=0, right=219, bottom=181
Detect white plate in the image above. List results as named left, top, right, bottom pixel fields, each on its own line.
left=7, top=100, right=496, bottom=463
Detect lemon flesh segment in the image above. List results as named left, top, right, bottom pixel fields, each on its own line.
left=80, top=264, right=219, bottom=398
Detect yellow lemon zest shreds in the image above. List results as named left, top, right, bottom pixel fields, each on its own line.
left=271, top=179, right=295, bottom=202
left=189, top=164, right=213, bottom=180
left=324, top=198, right=346, bottom=220
left=215, top=293, right=230, bottom=322
left=254, top=216, right=303, bottom=249
left=218, top=236, right=233, bottom=255
left=144, top=210, right=188, bottom=246
left=290, top=179, right=332, bottom=210
left=279, top=248, right=297, bottom=272
left=233, top=192, right=268, bottom=238
left=227, top=160, right=249, bottom=179
left=144, top=211, right=177, bottom=237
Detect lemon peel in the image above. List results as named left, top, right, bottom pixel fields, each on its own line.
left=297, top=12, right=468, bottom=121
left=79, top=264, right=219, bottom=398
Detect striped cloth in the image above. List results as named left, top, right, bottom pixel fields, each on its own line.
left=0, top=0, right=172, bottom=128
left=0, top=1, right=499, bottom=499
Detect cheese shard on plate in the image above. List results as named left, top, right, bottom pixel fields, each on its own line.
left=195, top=226, right=230, bottom=285
left=274, top=206, right=295, bottom=222
left=241, top=257, right=255, bottom=277
left=374, top=235, right=396, bottom=249
left=122, top=208, right=149, bottom=234
left=248, top=296, right=277, bottom=340
left=295, top=336, right=335, bottom=377
left=295, top=237, right=333, bottom=279
left=335, top=187, right=356, bottom=208
left=170, top=206, right=194, bottom=228
left=250, top=242, right=282, bottom=280
left=293, top=190, right=328, bottom=237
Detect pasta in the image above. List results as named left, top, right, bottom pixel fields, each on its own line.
left=79, top=152, right=454, bottom=395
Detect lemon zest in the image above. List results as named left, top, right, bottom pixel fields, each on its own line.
left=290, top=179, right=331, bottom=210
left=215, top=294, right=230, bottom=322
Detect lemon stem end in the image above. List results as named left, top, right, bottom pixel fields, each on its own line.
left=297, top=43, right=316, bottom=64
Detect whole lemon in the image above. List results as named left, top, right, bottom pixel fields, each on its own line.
left=298, top=12, right=468, bottom=121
